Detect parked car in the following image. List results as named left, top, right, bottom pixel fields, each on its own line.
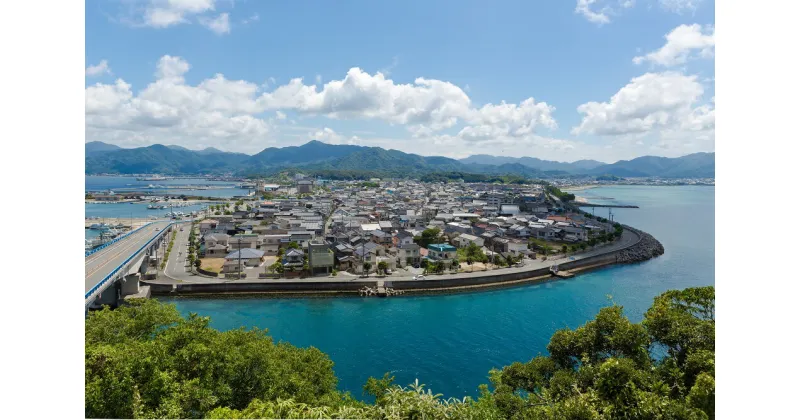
left=413, top=275, right=426, bottom=280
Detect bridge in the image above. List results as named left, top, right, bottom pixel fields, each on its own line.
left=85, top=220, right=179, bottom=310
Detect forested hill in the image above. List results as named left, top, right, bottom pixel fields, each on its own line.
left=85, top=140, right=715, bottom=178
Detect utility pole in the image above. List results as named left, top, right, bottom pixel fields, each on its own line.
left=237, top=237, right=242, bottom=279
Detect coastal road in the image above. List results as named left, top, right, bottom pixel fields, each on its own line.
left=85, top=220, right=173, bottom=296
left=162, top=224, right=221, bottom=283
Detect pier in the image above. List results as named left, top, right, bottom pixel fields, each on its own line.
left=576, top=203, right=639, bottom=208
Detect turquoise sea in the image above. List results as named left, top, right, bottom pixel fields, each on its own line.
left=85, top=175, right=243, bottom=198
left=160, top=185, right=714, bottom=399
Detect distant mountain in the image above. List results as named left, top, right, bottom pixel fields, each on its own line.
left=166, top=145, right=191, bottom=152
left=85, top=141, right=122, bottom=156
left=197, top=147, right=226, bottom=155
left=85, top=140, right=714, bottom=178
left=587, top=153, right=715, bottom=178
left=460, top=154, right=605, bottom=173
left=85, top=144, right=249, bottom=174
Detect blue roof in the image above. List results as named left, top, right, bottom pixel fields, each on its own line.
left=428, top=243, right=457, bottom=252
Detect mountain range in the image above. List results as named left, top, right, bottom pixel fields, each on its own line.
left=85, top=141, right=714, bottom=178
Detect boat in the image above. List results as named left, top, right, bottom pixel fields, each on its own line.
left=147, top=204, right=158, bottom=209
left=89, top=223, right=110, bottom=230
left=136, top=176, right=168, bottom=181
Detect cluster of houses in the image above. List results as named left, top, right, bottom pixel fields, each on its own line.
left=196, top=179, right=608, bottom=276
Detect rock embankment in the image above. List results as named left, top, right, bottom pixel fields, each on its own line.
left=615, top=225, right=665, bottom=263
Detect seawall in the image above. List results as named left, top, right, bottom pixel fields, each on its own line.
left=143, top=226, right=665, bottom=298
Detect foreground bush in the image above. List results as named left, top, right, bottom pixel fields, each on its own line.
left=86, top=286, right=714, bottom=419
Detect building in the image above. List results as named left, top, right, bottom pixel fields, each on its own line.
left=427, top=243, right=457, bottom=260
left=223, top=248, right=265, bottom=272
left=455, top=233, right=484, bottom=248
left=93, top=194, right=121, bottom=201
left=297, top=180, right=314, bottom=194
left=308, top=241, right=335, bottom=274
left=282, top=248, right=305, bottom=271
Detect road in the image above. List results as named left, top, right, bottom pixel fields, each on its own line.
left=85, top=220, right=172, bottom=296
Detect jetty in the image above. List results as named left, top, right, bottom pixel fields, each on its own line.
left=576, top=203, right=638, bottom=208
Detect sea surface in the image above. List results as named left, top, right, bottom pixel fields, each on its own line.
left=160, top=185, right=714, bottom=399
left=85, top=175, right=244, bottom=198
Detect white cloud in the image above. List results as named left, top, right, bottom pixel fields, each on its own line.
left=257, top=67, right=555, bottom=137
left=85, top=55, right=273, bottom=153
left=200, top=13, right=230, bottom=35
left=307, top=127, right=362, bottom=145
left=242, top=13, right=259, bottom=24
left=572, top=72, right=714, bottom=143
left=658, top=0, right=704, bottom=14
left=633, top=24, right=715, bottom=67
left=86, top=60, right=112, bottom=77
left=144, top=0, right=217, bottom=28
left=575, top=0, right=610, bottom=25
left=85, top=56, right=560, bottom=155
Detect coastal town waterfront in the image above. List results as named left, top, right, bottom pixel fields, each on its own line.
left=157, top=185, right=713, bottom=398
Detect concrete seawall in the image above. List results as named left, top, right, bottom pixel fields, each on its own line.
left=144, top=226, right=665, bottom=298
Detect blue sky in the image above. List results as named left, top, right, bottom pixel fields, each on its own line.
left=86, top=0, right=715, bottom=163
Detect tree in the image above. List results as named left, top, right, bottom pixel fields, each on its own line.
left=377, top=261, right=388, bottom=274
left=362, top=261, right=372, bottom=273
left=413, top=228, right=441, bottom=248
left=420, top=259, right=430, bottom=274
left=87, top=287, right=715, bottom=419
left=466, top=256, right=474, bottom=271
left=588, top=238, right=598, bottom=248
left=561, top=245, right=568, bottom=256
left=193, top=258, right=201, bottom=270
left=287, top=241, right=300, bottom=250
left=579, top=243, right=588, bottom=251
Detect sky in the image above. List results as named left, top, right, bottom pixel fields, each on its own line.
left=85, top=0, right=715, bottom=163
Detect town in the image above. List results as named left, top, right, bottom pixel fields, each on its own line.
left=137, top=175, right=632, bottom=284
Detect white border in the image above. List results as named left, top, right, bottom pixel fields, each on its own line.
left=717, top=1, right=800, bottom=418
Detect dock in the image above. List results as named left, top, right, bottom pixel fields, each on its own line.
left=576, top=203, right=638, bottom=208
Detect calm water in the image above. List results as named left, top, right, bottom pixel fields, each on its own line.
left=86, top=175, right=244, bottom=198
left=160, top=186, right=714, bottom=399
left=85, top=202, right=209, bottom=219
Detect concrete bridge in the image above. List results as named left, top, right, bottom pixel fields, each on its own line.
left=85, top=220, right=179, bottom=310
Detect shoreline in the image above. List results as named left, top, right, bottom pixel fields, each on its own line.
left=143, top=225, right=665, bottom=299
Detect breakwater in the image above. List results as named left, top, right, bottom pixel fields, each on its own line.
left=615, top=224, right=665, bottom=263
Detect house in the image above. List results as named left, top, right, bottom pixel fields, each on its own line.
left=230, top=234, right=259, bottom=250
left=399, top=243, right=421, bottom=267
left=224, top=248, right=265, bottom=269
left=203, top=233, right=229, bottom=248
left=507, top=239, right=528, bottom=256
left=455, top=233, right=484, bottom=248
left=562, top=226, right=588, bottom=242
left=308, top=241, right=335, bottom=275
left=261, top=234, right=290, bottom=255
left=282, top=248, right=305, bottom=270
left=297, top=180, right=314, bottom=193
left=395, top=230, right=415, bottom=247
left=199, top=219, right=219, bottom=234
left=427, top=243, right=457, bottom=260
left=378, top=221, right=393, bottom=232
left=370, top=229, right=393, bottom=245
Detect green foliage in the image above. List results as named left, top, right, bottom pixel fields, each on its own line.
left=286, top=241, right=300, bottom=250
left=546, top=185, right=576, bottom=202
left=86, top=287, right=715, bottom=419
left=362, top=261, right=372, bottom=272
left=413, top=227, right=441, bottom=248
left=85, top=300, right=342, bottom=419
left=377, top=261, right=388, bottom=274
